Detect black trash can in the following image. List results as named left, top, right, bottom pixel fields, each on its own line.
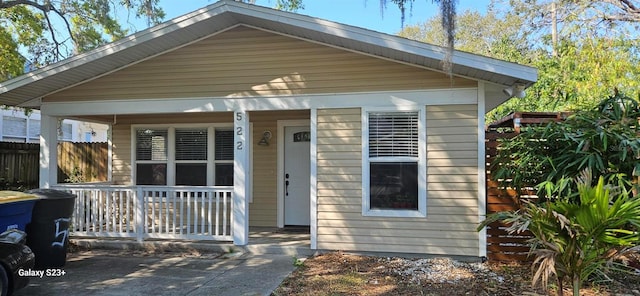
left=25, top=189, right=76, bottom=269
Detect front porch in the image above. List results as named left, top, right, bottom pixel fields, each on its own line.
left=54, top=184, right=312, bottom=255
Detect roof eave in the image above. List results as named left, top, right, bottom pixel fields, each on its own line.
left=0, top=0, right=537, bottom=106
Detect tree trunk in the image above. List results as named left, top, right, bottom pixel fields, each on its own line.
left=557, top=277, right=564, bottom=296
left=572, top=276, right=581, bottom=296
left=551, top=1, right=558, bottom=57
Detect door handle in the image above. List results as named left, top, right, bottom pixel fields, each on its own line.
left=285, top=180, right=289, bottom=196
left=285, top=173, right=290, bottom=196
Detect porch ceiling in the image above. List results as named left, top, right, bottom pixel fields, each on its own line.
left=0, top=0, right=537, bottom=107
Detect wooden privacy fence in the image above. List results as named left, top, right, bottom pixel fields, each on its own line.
left=57, top=142, right=108, bottom=183
left=0, top=142, right=108, bottom=190
left=485, top=112, right=567, bottom=262
left=0, top=142, right=39, bottom=189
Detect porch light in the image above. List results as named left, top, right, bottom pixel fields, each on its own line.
left=258, top=130, right=272, bottom=146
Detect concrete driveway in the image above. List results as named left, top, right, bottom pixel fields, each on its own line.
left=13, top=249, right=299, bottom=296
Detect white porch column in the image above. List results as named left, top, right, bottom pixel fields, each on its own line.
left=233, top=110, right=250, bottom=245
left=39, top=115, right=58, bottom=188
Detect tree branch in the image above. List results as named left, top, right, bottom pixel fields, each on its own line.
left=0, top=0, right=50, bottom=10
left=1, top=0, right=77, bottom=61
left=598, top=0, right=640, bottom=22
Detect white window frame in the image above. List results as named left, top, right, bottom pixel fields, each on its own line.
left=131, top=123, right=234, bottom=186
left=361, top=106, right=427, bottom=218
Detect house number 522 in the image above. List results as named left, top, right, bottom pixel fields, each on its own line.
left=236, top=112, right=244, bottom=150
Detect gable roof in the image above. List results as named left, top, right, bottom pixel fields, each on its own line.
left=0, top=0, right=537, bottom=107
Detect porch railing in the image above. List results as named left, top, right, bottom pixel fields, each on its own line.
left=51, top=184, right=233, bottom=242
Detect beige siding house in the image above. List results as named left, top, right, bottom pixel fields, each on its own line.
left=0, top=1, right=536, bottom=258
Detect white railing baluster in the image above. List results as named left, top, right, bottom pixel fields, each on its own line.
left=193, top=192, right=199, bottom=234
left=106, top=190, right=112, bottom=232
left=223, top=192, right=228, bottom=236
left=165, top=191, right=170, bottom=234
left=172, top=191, right=177, bottom=234
left=208, top=191, right=213, bottom=236
left=215, top=192, right=220, bottom=236
left=187, top=193, right=192, bottom=235
left=201, top=191, right=206, bottom=235
left=151, top=191, right=156, bottom=234
left=158, top=190, right=163, bottom=234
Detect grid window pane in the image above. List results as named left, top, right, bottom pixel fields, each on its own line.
left=176, top=164, right=207, bottom=186
left=136, top=164, right=167, bottom=185
left=369, top=162, right=418, bottom=210
left=369, top=112, right=419, bottom=158
left=136, top=129, right=168, bottom=161
left=215, top=163, right=233, bottom=186
left=176, top=129, right=207, bottom=160
left=215, top=130, right=233, bottom=160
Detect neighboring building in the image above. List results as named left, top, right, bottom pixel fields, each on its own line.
left=0, top=1, right=537, bottom=258
left=0, top=107, right=108, bottom=143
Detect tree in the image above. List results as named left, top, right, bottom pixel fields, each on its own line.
left=493, top=0, right=640, bottom=54
left=0, top=0, right=165, bottom=80
left=398, top=9, right=530, bottom=63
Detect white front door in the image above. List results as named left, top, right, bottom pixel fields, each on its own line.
left=284, top=126, right=311, bottom=226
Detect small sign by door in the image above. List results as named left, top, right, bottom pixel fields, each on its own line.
left=293, top=131, right=310, bottom=142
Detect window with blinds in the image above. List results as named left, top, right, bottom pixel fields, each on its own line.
left=368, top=112, right=418, bottom=158
left=135, top=129, right=168, bottom=185
left=134, top=126, right=234, bottom=186
left=176, top=129, right=207, bottom=160
left=2, top=117, right=26, bottom=142
left=136, top=129, right=168, bottom=161
left=175, top=129, right=208, bottom=186
left=214, top=129, right=233, bottom=185
left=365, top=110, right=423, bottom=215
left=215, top=130, right=233, bottom=160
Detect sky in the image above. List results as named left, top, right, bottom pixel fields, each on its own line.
left=138, top=0, right=492, bottom=35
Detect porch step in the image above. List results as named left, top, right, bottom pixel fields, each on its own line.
left=243, top=243, right=316, bottom=257
left=70, top=238, right=315, bottom=257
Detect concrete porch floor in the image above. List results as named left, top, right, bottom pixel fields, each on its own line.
left=71, top=227, right=314, bottom=257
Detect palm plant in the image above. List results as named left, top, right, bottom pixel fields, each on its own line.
left=479, top=171, right=640, bottom=296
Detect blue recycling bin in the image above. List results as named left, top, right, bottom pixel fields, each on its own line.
left=0, top=191, right=38, bottom=232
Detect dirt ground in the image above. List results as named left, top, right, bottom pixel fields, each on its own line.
left=272, top=251, right=640, bottom=296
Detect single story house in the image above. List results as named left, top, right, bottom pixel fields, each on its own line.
left=0, top=0, right=536, bottom=258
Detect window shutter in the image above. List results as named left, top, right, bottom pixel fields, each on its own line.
left=136, top=129, right=168, bottom=161
left=175, top=129, right=207, bottom=160
left=215, top=130, right=234, bottom=160
left=369, top=112, right=419, bottom=158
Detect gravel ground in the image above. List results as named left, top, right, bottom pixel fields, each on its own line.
left=273, top=251, right=640, bottom=296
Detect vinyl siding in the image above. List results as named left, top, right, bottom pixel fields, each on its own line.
left=316, top=105, right=479, bottom=256
left=45, top=26, right=475, bottom=102
left=108, top=111, right=308, bottom=227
